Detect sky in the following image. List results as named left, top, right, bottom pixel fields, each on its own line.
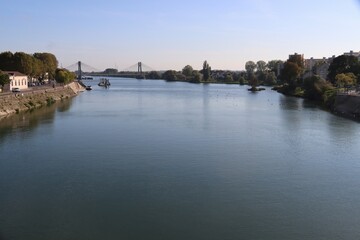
left=1, top=0, right=360, bottom=71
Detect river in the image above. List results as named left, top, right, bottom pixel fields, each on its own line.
left=1, top=78, right=360, bottom=240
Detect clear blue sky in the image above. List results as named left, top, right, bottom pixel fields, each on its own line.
left=1, top=0, right=360, bottom=71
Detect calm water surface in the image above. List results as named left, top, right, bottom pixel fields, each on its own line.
left=1, top=78, right=360, bottom=240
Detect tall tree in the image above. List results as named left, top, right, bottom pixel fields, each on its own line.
left=0, top=70, right=10, bottom=87
left=280, top=61, right=301, bottom=87
left=0, top=51, right=15, bottom=71
left=33, top=52, right=58, bottom=79
left=256, top=60, right=267, bottom=73
left=201, top=61, right=211, bottom=81
left=13, top=52, right=34, bottom=76
left=267, top=60, right=283, bottom=77
left=245, top=61, right=257, bottom=75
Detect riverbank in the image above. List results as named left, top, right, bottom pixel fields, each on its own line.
left=333, top=94, right=360, bottom=121
left=0, top=82, right=84, bottom=119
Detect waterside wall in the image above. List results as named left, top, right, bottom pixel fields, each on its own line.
left=0, top=82, right=84, bottom=119
left=333, top=94, right=360, bottom=121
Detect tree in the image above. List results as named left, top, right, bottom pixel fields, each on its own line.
left=55, top=68, right=75, bottom=84
left=267, top=60, right=283, bottom=77
left=245, top=61, right=257, bottom=87
left=256, top=60, right=267, bottom=73
left=328, top=55, right=360, bottom=84
left=191, top=70, right=202, bottom=83
left=201, top=61, right=211, bottom=81
left=31, top=58, right=44, bottom=79
left=0, top=70, right=10, bottom=87
left=147, top=71, right=161, bottom=79
left=264, top=72, right=277, bottom=86
left=280, top=61, right=302, bottom=88
left=13, top=52, right=34, bottom=76
left=303, top=76, right=335, bottom=101
left=0, top=51, right=15, bottom=71
left=182, top=65, right=194, bottom=77
left=33, top=52, right=58, bottom=80
left=162, top=70, right=178, bottom=81
left=335, top=73, right=357, bottom=88
left=245, top=61, right=257, bottom=75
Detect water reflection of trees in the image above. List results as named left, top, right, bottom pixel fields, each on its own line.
left=0, top=99, right=73, bottom=142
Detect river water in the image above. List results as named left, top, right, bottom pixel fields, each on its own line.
left=1, top=78, right=360, bottom=240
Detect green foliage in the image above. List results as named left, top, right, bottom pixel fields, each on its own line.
left=182, top=65, right=194, bottom=77
left=335, top=72, right=357, bottom=88
left=328, top=55, right=360, bottom=84
left=0, top=51, right=58, bottom=80
left=256, top=60, right=267, bottom=73
left=162, top=70, right=178, bottom=81
left=263, top=72, right=277, bottom=86
left=191, top=70, right=202, bottom=83
left=267, top=60, right=283, bottom=77
left=280, top=61, right=302, bottom=88
left=0, top=70, right=10, bottom=86
left=303, top=76, right=336, bottom=102
left=245, top=61, right=256, bottom=74
left=14, top=52, right=34, bottom=76
left=248, top=72, right=258, bottom=88
left=201, top=61, right=211, bottom=81
left=55, top=68, right=75, bottom=84
left=239, top=76, right=246, bottom=85
left=33, top=52, right=58, bottom=80
left=0, top=51, right=15, bottom=70
left=147, top=71, right=161, bottom=79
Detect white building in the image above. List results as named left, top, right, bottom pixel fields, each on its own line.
left=4, top=71, right=29, bottom=91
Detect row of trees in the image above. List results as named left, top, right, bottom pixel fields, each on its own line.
left=245, top=60, right=283, bottom=88
left=0, top=51, right=76, bottom=86
left=0, top=51, right=58, bottom=80
left=275, top=53, right=360, bottom=107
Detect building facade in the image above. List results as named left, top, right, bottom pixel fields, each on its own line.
left=4, top=71, right=28, bottom=91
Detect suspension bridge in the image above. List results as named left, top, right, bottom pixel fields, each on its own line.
left=64, top=61, right=157, bottom=79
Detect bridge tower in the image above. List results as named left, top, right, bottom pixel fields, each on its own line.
left=137, top=62, right=142, bottom=73
left=78, top=61, right=82, bottom=80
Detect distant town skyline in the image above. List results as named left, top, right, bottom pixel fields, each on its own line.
left=1, top=0, right=360, bottom=71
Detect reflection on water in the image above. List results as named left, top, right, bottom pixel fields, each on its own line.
left=0, top=99, right=73, bottom=143
left=1, top=78, right=360, bottom=240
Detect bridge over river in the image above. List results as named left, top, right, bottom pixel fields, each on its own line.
left=65, top=61, right=158, bottom=79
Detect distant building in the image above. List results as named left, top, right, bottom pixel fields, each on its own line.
left=344, top=50, right=360, bottom=61
left=289, top=53, right=305, bottom=66
left=4, top=71, right=29, bottom=91
left=303, top=56, right=334, bottom=80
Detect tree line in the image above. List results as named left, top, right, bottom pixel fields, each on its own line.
left=275, top=54, right=360, bottom=107
left=0, top=51, right=75, bottom=87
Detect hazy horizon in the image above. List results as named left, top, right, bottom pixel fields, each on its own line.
left=1, top=0, right=360, bottom=71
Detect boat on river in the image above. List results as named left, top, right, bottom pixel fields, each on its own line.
left=85, top=86, right=92, bottom=91
left=98, top=78, right=111, bottom=87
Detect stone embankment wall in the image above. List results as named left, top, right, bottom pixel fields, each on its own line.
left=0, top=82, right=84, bottom=119
left=333, top=94, right=360, bottom=121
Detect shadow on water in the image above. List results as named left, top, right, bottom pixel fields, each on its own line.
left=0, top=99, right=73, bottom=143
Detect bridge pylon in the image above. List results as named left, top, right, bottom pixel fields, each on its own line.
left=138, top=62, right=142, bottom=73
left=78, top=61, right=82, bottom=80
